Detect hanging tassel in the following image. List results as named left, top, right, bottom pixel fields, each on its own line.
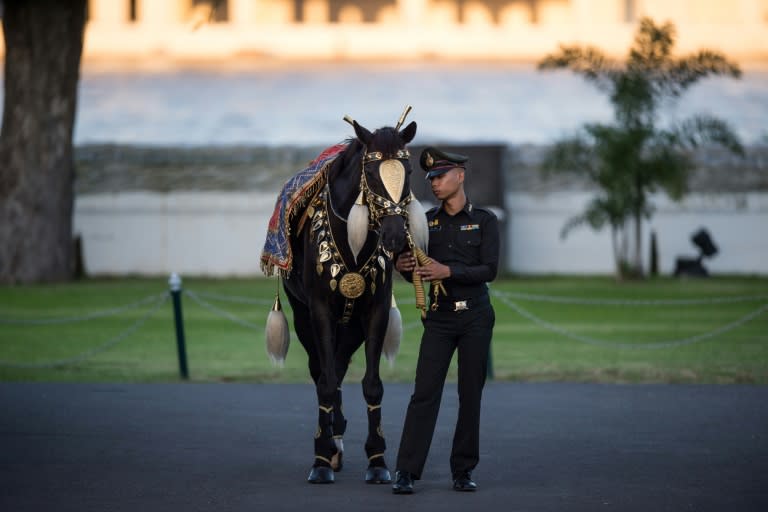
left=382, top=294, right=402, bottom=366
left=265, top=292, right=290, bottom=366
left=407, top=194, right=429, bottom=252
left=347, top=190, right=369, bottom=263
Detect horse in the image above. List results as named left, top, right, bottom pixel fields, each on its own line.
left=264, top=110, right=426, bottom=484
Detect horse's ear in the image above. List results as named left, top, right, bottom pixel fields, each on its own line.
left=399, top=121, right=417, bottom=144
left=353, top=121, right=373, bottom=145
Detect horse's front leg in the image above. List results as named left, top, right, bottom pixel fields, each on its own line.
left=307, top=306, right=339, bottom=484
left=361, top=304, right=393, bottom=484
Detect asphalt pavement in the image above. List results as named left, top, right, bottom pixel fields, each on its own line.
left=1, top=382, right=767, bottom=512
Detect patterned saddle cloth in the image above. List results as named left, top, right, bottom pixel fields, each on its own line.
left=260, top=142, right=349, bottom=277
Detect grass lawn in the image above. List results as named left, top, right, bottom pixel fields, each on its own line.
left=1, top=275, right=766, bottom=384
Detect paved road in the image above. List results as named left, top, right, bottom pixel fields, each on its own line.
left=1, top=382, right=767, bottom=512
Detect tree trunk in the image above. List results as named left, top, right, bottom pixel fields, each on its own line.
left=633, top=209, right=643, bottom=277
left=0, top=0, right=86, bottom=283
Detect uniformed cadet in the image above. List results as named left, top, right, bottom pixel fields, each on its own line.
left=392, top=146, right=500, bottom=494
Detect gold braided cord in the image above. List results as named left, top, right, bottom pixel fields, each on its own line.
left=366, top=404, right=382, bottom=411
left=314, top=455, right=333, bottom=464
left=410, top=245, right=447, bottom=318
left=368, top=453, right=385, bottom=461
left=319, top=405, right=334, bottom=414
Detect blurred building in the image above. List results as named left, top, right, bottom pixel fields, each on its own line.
left=2, top=0, right=767, bottom=62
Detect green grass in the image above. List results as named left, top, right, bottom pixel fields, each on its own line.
left=1, top=276, right=766, bottom=384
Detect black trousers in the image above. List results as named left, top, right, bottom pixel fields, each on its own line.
left=395, top=301, right=495, bottom=479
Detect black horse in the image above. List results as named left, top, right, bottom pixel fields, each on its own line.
left=280, top=115, right=419, bottom=484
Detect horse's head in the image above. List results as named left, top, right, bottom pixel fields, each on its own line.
left=349, top=118, right=417, bottom=256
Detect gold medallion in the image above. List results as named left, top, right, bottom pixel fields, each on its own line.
left=339, top=272, right=366, bottom=299
left=330, top=279, right=337, bottom=291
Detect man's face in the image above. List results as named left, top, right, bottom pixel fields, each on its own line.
left=429, top=167, right=464, bottom=201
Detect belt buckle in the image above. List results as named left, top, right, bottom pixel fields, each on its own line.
left=453, top=300, right=468, bottom=312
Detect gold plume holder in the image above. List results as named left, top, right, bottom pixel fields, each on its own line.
left=394, top=105, right=412, bottom=131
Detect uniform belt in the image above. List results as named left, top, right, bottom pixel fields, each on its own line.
left=431, top=294, right=489, bottom=312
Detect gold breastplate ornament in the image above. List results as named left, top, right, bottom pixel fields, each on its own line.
left=309, top=189, right=388, bottom=300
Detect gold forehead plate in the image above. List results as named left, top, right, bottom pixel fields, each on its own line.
left=425, top=152, right=434, bottom=167
left=379, top=159, right=405, bottom=202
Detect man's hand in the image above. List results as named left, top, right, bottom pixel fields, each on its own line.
left=415, top=260, right=451, bottom=281
left=395, top=251, right=416, bottom=273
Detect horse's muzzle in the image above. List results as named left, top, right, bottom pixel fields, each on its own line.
left=380, top=216, right=407, bottom=254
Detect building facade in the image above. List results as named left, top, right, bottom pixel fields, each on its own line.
left=2, top=0, right=767, bottom=62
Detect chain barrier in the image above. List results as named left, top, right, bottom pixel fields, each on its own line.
left=0, top=293, right=167, bottom=325
left=492, top=290, right=768, bottom=306
left=184, top=290, right=263, bottom=330
left=3, top=282, right=764, bottom=372
left=183, top=289, right=274, bottom=306
left=491, top=290, right=768, bottom=350
left=0, top=294, right=169, bottom=369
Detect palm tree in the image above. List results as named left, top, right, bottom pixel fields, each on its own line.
left=538, top=17, right=744, bottom=279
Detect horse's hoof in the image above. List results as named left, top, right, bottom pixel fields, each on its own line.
left=307, top=466, right=335, bottom=484
left=365, top=466, right=392, bottom=484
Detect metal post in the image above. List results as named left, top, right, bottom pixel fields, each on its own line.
left=169, top=273, right=189, bottom=380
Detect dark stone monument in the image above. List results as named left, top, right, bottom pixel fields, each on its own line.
left=674, top=228, right=718, bottom=277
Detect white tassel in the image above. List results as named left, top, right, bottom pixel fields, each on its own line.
left=407, top=195, right=429, bottom=252
left=382, top=294, right=402, bottom=366
left=347, top=192, right=369, bottom=262
left=265, top=295, right=290, bottom=366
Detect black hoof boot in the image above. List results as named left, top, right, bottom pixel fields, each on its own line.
left=365, top=466, right=392, bottom=484
left=307, top=465, right=335, bottom=484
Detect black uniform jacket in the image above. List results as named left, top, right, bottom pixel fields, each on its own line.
left=403, top=199, right=500, bottom=300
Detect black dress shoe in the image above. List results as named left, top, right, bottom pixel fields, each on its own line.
left=392, top=470, right=415, bottom=494
left=453, top=472, right=477, bottom=492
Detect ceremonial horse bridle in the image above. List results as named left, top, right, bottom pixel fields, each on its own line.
left=358, top=147, right=414, bottom=234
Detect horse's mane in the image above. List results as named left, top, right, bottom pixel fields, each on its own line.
left=328, top=138, right=363, bottom=183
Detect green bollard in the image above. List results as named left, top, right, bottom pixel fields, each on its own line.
left=169, top=273, right=189, bottom=380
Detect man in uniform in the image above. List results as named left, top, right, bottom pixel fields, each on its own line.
left=392, top=146, right=500, bottom=494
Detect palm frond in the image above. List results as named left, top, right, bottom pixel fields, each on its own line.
left=674, top=115, right=745, bottom=156
left=664, top=51, right=742, bottom=96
